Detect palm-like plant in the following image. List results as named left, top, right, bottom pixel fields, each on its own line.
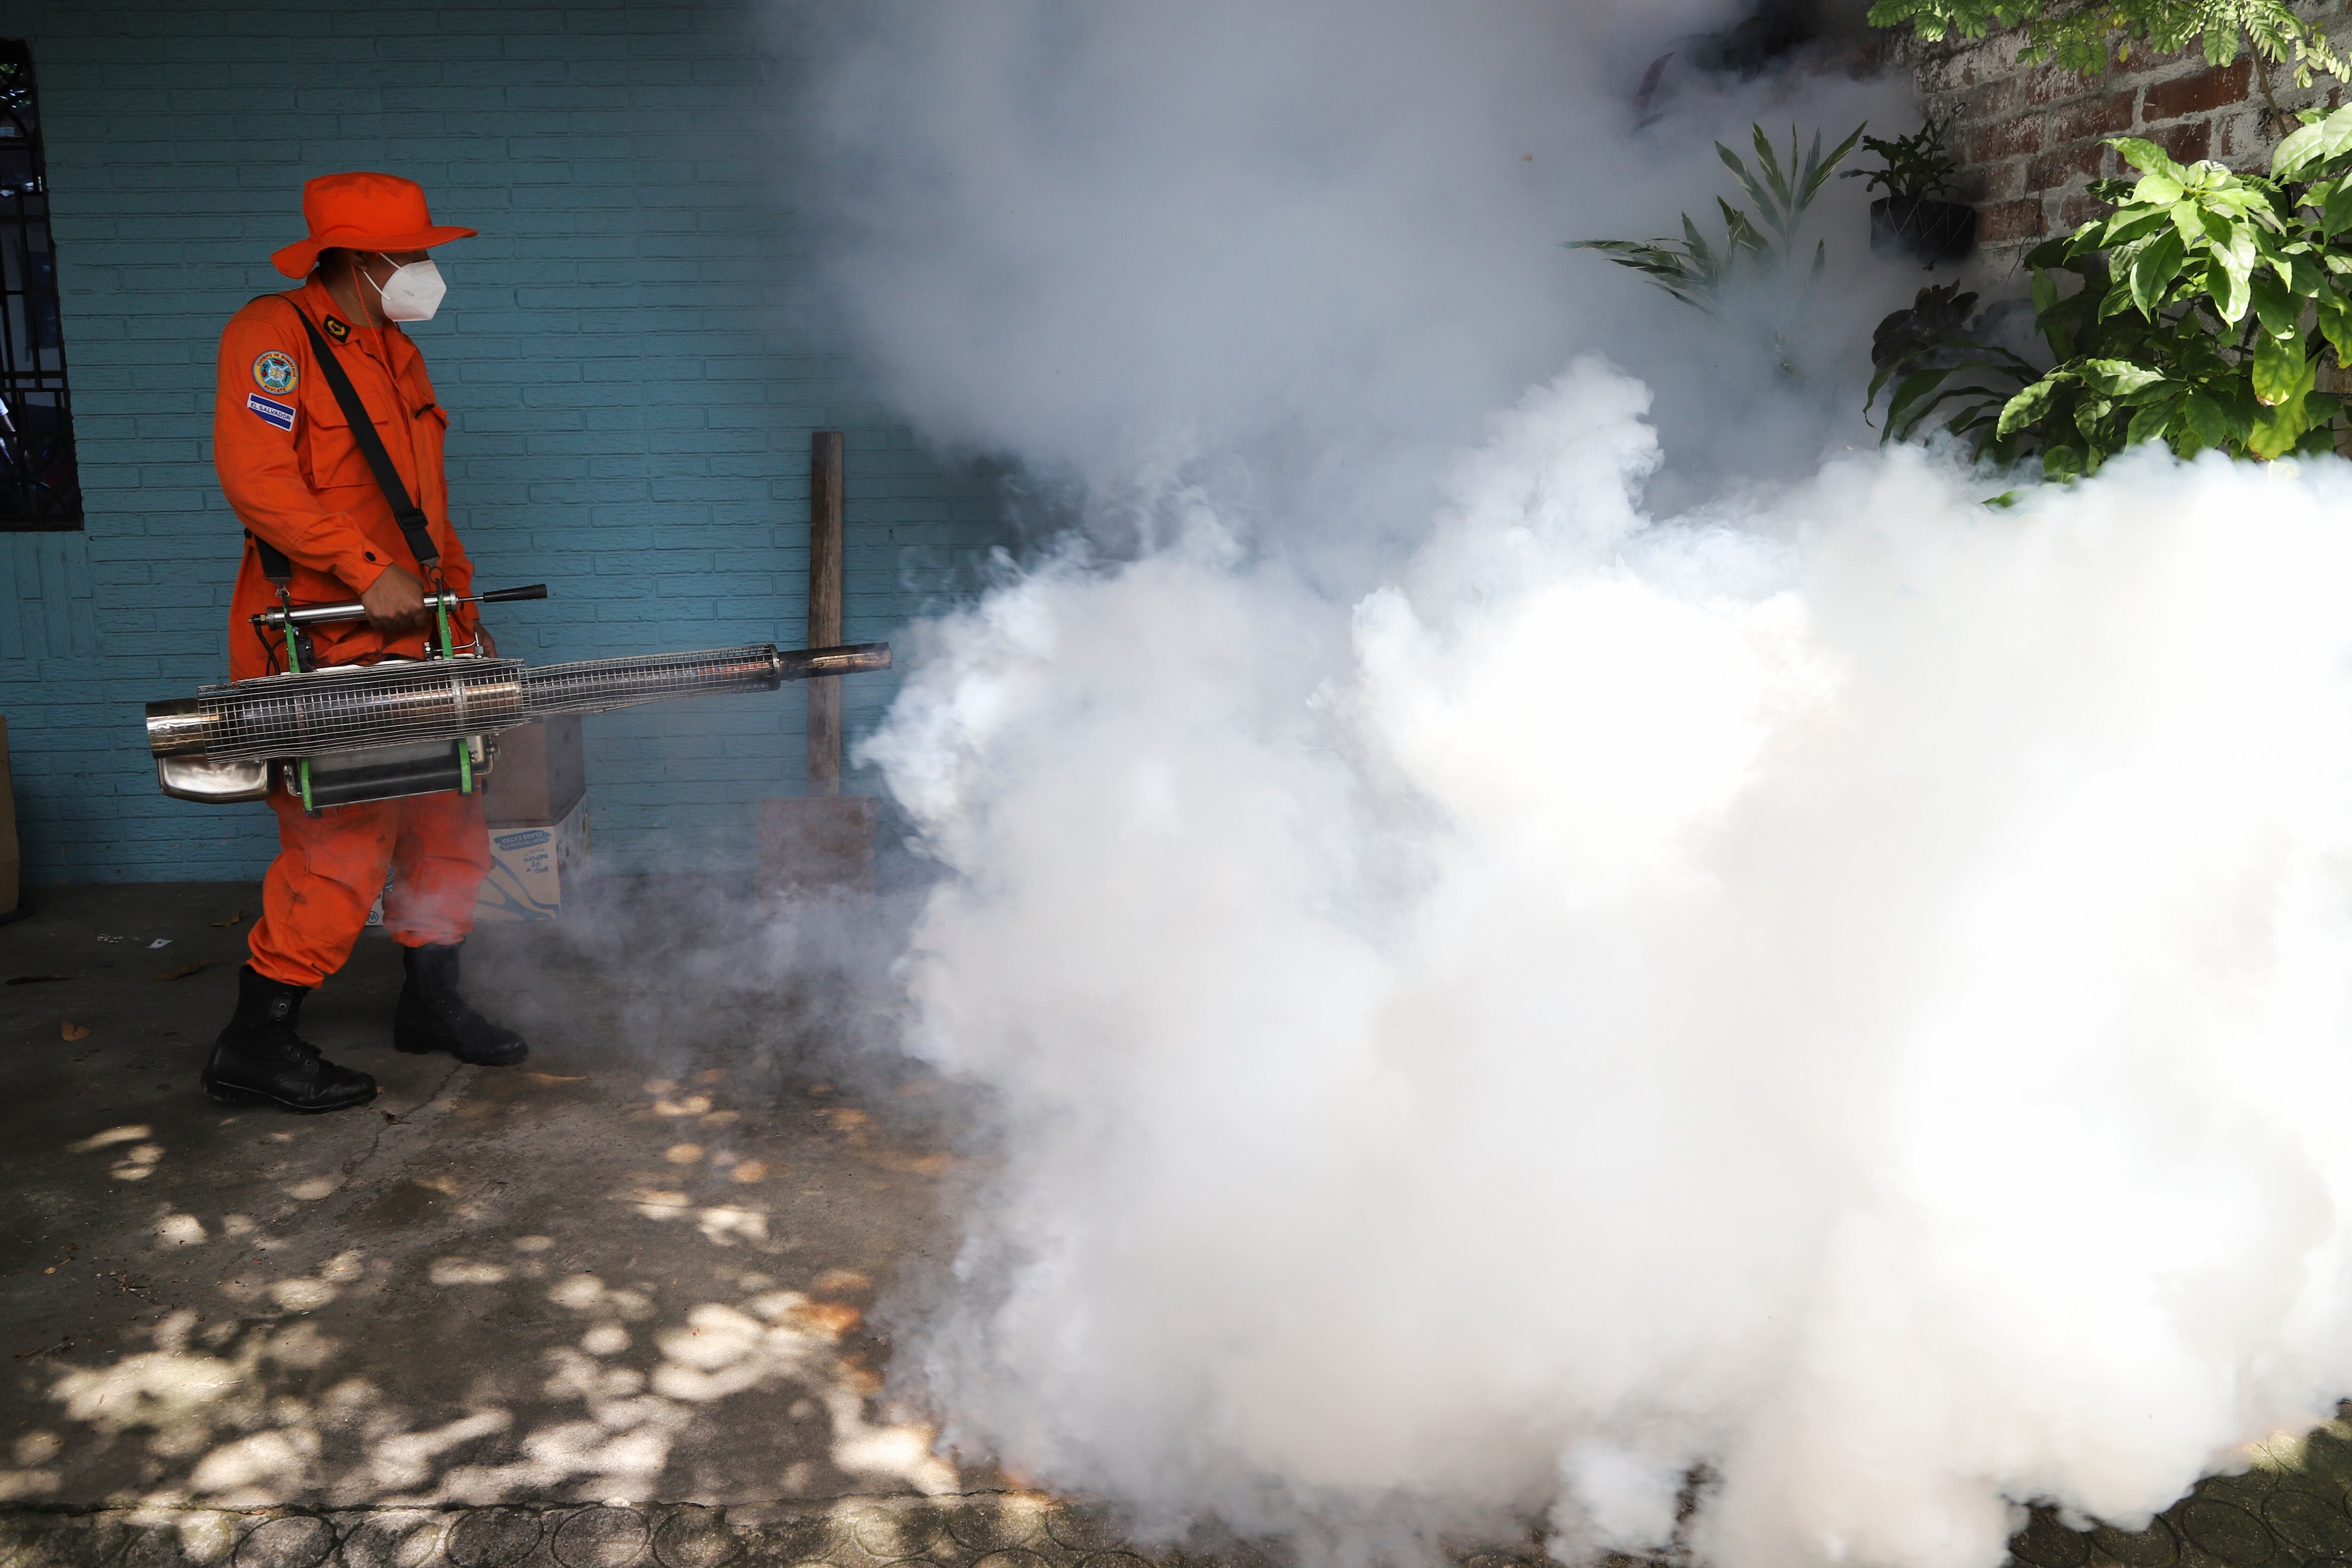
left=1571, top=125, right=1867, bottom=307
left=1570, top=123, right=1866, bottom=370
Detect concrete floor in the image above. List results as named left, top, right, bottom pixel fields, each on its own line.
left=10, top=885, right=2352, bottom=1568
left=0, top=881, right=1098, bottom=1567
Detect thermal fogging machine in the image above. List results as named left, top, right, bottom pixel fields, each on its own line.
left=144, top=583, right=890, bottom=811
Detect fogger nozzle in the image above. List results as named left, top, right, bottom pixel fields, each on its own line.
left=146, top=641, right=893, bottom=763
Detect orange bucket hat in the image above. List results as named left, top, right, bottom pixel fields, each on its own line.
left=270, top=172, right=477, bottom=279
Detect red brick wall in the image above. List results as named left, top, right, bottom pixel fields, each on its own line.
left=1905, top=26, right=2341, bottom=289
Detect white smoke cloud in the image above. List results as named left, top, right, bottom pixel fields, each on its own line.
left=868, top=366, right=2352, bottom=1567
left=771, top=3, right=2352, bottom=1565
left=783, top=0, right=1915, bottom=578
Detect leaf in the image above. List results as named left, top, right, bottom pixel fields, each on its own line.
left=2112, top=137, right=2187, bottom=182
left=2135, top=171, right=2185, bottom=205
left=2274, top=102, right=2352, bottom=182
left=1720, top=141, right=1783, bottom=238
left=59, top=1021, right=88, bottom=1041
left=2082, top=359, right=2167, bottom=397
left=1801, top=123, right=1868, bottom=205
left=2322, top=180, right=2352, bottom=239
left=2254, top=328, right=2315, bottom=406
left=2249, top=267, right=2300, bottom=337
left=2000, top=375, right=2069, bottom=437
left=2025, top=237, right=2075, bottom=270
left=207, top=910, right=247, bottom=928
left=153, top=962, right=214, bottom=982
left=2182, top=390, right=2233, bottom=448
left=2030, top=269, right=2059, bottom=318
left=2205, top=250, right=2251, bottom=323
left=2320, top=299, right=2352, bottom=364
left=2092, top=206, right=2176, bottom=252
left=2076, top=395, right=2115, bottom=439
left=2130, top=227, right=2188, bottom=316
left=2126, top=395, right=2183, bottom=448
left=2248, top=400, right=2312, bottom=458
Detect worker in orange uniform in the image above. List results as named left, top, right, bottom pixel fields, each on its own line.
left=202, top=172, right=527, bottom=1114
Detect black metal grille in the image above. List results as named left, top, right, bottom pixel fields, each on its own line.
left=0, top=39, right=78, bottom=530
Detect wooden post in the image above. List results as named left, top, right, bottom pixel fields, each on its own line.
left=758, top=429, right=874, bottom=894
left=807, top=429, right=844, bottom=796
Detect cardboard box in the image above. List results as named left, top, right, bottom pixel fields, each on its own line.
left=482, top=715, right=584, bottom=826
left=474, top=795, right=591, bottom=922
left=0, top=716, right=18, bottom=917
left=365, top=760, right=593, bottom=929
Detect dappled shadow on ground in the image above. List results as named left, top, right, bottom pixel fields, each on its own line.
left=0, top=879, right=977, bottom=1515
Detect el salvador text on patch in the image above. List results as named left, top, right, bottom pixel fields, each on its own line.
left=246, top=392, right=295, bottom=431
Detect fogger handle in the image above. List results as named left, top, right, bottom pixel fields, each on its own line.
left=251, top=583, right=549, bottom=631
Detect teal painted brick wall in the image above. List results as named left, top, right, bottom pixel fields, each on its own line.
left=0, top=0, right=1006, bottom=882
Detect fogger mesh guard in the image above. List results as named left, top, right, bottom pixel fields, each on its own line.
left=147, top=642, right=889, bottom=763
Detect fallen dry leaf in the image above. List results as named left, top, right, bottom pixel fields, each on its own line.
left=59, top=1021, right=89, bottom=1041
left=207, top=910, right=248, bottom=928
left=154, top=962, right=214, bottom=982
left=785, top=1299, right=864, bottom=1340
left=520, top=1071, right=584, bottom=1085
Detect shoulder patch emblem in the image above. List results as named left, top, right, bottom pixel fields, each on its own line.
left=252, top=350, right=298, bottom=395
left=246, top=392, right=295, bottom=431
left=322, top=315, right=350, bottom=343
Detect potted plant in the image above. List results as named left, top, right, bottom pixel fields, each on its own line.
left=1845, top=118, right=1976, bottom=267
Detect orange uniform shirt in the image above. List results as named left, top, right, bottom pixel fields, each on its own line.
left=214, top=277, right=477, bottom=681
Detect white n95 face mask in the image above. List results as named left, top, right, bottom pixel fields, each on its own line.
left=371, top=255, right=446, bottom=323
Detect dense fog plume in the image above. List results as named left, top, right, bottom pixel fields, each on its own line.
left=868, top=366, right=2352, bottom=1567
left=783, top=0, right=1914, bottom=579
left=771, top=2, right=2352, bottom=1565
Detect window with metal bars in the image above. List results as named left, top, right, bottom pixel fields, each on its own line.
left=0, top=39, right=78, bottom=530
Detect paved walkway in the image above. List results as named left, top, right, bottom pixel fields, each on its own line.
left=6, top=885, right=2352, bottom=1568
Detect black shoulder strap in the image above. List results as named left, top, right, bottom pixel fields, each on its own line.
left=247, top=297, right=440, bottom=581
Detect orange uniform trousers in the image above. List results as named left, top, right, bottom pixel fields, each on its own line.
left=247, top=789, right=493, bottom=989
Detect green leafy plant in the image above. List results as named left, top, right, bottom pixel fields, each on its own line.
left=1569, top=123, right=1865, bottom=368
left=1868, top=102, right=2352, bottom=477
left=1865, top=284, right=2045, bottom=459
left=1867, top=0, right=2345, bottom=87
left=1843, top=119, right=1963, bottom=202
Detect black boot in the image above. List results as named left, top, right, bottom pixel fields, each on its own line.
left=394, top=942, right=527, bottom=1066
left=202, top=966, right=379, bottom=1113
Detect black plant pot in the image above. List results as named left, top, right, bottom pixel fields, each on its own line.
left=1871, top=196, right=1978, bottom=267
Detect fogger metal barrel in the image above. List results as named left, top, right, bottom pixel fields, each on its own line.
left=145, top=641, right=892, bottom=804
